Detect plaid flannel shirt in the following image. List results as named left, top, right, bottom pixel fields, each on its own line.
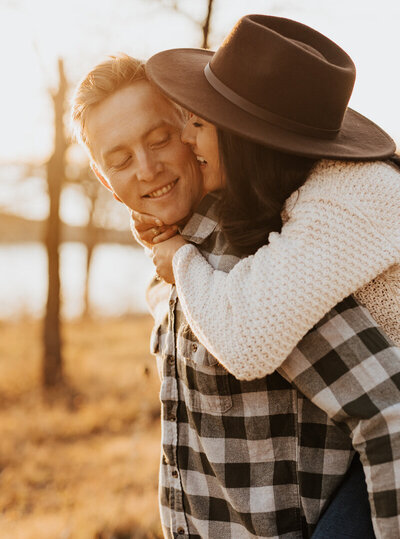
left=150, top=192, right=400, bottom=538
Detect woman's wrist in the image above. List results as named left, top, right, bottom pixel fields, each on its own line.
left=173, top=242, right=196, bottom=261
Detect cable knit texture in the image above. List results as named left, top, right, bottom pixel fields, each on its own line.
left=173, top=160, right=400, bottom=381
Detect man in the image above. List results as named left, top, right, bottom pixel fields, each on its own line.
left=71, top=53, right=400, bottom=538
left=72, top=55, right=204, bottom=228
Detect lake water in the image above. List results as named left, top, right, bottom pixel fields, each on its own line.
left=0, top=243, right=155, bottom=319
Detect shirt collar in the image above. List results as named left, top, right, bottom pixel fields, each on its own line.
left=180, top=192, right=221, bottom=245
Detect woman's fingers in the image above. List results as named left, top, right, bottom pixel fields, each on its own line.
left=131, top=210, right=163, bottom=227
left=130, top=210, right=164, bottom=248
left=134, top=223, right=177, bottom=246
left=153, top=227, right=178, bottom=244
left=130, top=210, right=178, bottom=247
left=140, top=226, right=167, bottom=243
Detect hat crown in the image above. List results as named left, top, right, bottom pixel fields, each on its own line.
left=145, top=14, right=395, bottom=159
left=209, top=15, right=356, bottom=135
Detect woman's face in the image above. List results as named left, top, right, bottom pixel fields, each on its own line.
left=181, top=114, right=225, bottom=193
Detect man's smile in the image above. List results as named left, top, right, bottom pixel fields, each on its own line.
left=143, top=179, right=179, bottom=199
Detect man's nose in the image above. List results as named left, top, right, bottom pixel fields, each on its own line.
left=135, top=152, right=162, bottom=182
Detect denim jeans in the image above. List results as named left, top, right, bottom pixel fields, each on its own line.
left=311, top=453, right=376, bottom=538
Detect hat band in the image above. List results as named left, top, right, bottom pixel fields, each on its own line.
left=204, top=63, right=340, bottom=140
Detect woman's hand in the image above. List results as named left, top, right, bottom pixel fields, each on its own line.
left=130, top=210, right=178, bottom=249
left=152, top=236, right=188, bottom=284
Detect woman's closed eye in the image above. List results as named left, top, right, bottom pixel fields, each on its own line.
left=190, top=115, right=204, bottom=128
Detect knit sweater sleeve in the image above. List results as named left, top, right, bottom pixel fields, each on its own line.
left=173, top=161, right=400, bottom=381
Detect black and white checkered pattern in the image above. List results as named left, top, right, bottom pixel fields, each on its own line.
left=151, top=192, right=400, bottom=538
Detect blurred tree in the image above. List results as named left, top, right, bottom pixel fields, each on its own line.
left=202, top=0, right=214, bottom=48
left=64, top=164, right=100, bottom=318
left=43, top=58, right=67, bottom=388
left=82, top=174, right=98, bottom=318
left=153, top=0, right=215, bottom=48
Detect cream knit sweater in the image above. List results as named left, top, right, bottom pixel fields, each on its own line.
left=173, top=160, right=400, bottom=381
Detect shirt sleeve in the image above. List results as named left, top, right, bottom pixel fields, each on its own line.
left=173, top=195, right=400, bottom=381
left=145, top=277, right=171, bottom=325
left=277, top=297, right=400, bottom=538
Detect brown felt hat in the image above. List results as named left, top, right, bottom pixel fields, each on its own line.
left=146, top=14, right=395, bottom=160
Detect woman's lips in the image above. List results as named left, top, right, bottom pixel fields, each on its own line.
left=196, top=156, right=207, bottom=168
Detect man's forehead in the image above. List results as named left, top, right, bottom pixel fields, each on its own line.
left=93, top=81, right=178, bottom=123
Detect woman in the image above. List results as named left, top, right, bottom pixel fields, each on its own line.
left=137, top=15, right=400, bottom=381
left=133, top=14, right=400, bottom=538
left=146, top=114, right=400, bottom=380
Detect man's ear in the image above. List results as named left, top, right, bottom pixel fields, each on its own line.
left=90, top=162, right=123, bottom=202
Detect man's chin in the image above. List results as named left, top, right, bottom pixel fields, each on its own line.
left=159, top=208, right=193, bottom=228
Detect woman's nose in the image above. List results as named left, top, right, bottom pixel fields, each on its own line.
left=181, top=120, right=195, bottom=145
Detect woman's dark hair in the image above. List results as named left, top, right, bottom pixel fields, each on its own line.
left=217, top=128, right=318, bottom=255
left=389, top=153, right=400, bottom=170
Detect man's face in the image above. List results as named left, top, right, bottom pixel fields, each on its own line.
left=86, top=80, right=204, bottom=225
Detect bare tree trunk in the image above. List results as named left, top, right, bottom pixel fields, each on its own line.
left=43, top=58, right=67, bottom=388
left=83, top=243, right=94, bottom=317
left=201, top=0, right=214, bottom=49
left=83, top=197, right=97, bottom=318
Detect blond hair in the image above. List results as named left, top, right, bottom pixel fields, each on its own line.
left=70, top=53, right=146, bottom=153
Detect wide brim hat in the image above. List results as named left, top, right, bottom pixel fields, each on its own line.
left=146, top=14, right=395, bottom=160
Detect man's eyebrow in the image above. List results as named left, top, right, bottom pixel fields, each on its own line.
left=103, top=145, right=125, bottom=160
left=142, top=121, right=172, bottom=141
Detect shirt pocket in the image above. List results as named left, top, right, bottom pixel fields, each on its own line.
left=176, top=324, right=232, bottom=414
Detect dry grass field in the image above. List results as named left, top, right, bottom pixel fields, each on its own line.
left=0, top=316, right=163, bottom=539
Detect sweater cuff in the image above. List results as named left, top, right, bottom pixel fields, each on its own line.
left=172, top=243, right=199, bottom=275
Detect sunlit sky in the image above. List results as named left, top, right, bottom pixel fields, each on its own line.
left=0, top=0, right=399, bottom=178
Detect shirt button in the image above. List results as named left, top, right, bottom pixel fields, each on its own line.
left=172, top=470, right=178, bottom=478
left=169, top=299, right=175, bottom=307
left=169, top=414, right=176, bottom=421
left=168, top=356, right=174, bottom=365
left=177, top=527, right=185, bottom=534
left=192, top=343, right=198, bottom=352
